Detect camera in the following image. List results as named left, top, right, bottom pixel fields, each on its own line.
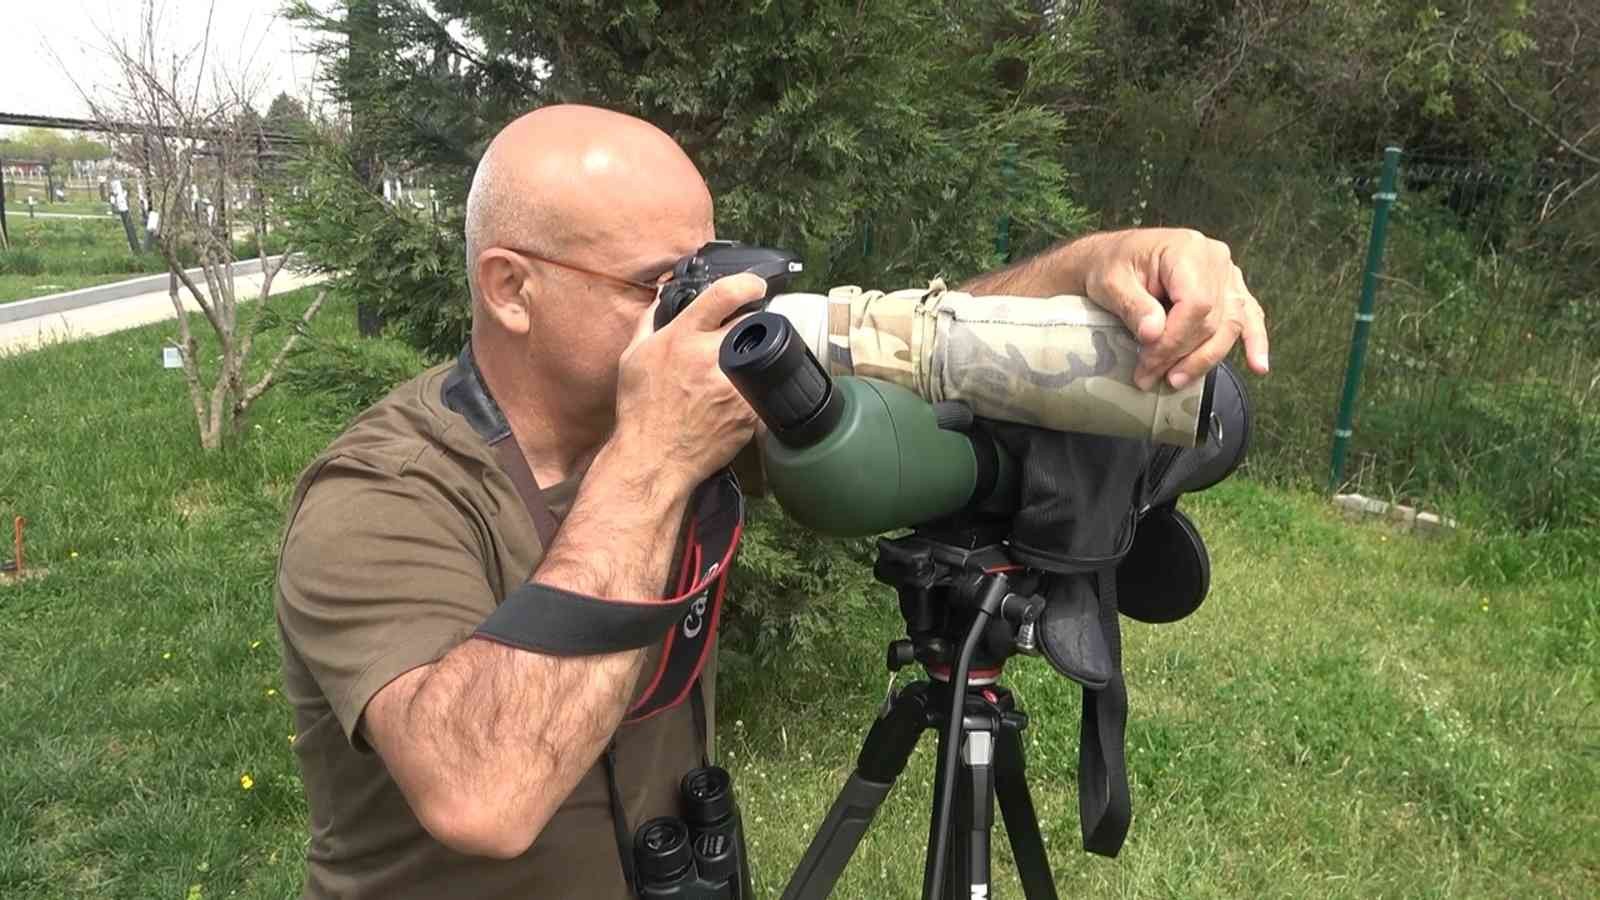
left=653, top=241, right=804, bottom=330
left=633, top=766, right=753, bottom=900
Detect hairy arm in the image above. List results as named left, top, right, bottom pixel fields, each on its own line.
left=362, top=439, right=691, bottom=859
left=958, top=232, right=1118, bottom=297
left=959, top=228, right=1268, bottom=389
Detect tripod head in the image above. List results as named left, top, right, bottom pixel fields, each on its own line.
left=873, top=520, right=1046, bottom=686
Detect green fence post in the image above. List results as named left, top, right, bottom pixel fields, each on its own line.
left=1328, top=146, right=1403, bottom=493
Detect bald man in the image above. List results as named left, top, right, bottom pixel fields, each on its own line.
left=275, top=104, right=1267, bottom=900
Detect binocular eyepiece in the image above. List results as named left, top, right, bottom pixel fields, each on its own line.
left=633, top=766, right=753, bottom=900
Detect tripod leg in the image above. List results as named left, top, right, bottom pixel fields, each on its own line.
left=949, top=728, right=996, bottom=900
left=994, top=720, right=1059, bottom=900
left=782, top=684, right=936, bottom=900
left=922, top=721, right=950, bottom=899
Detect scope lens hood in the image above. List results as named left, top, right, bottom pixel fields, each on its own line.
left=1148, top=361, right=1252, bottom=507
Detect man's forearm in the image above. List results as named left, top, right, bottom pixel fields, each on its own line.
left=959, top=231, right=1116, bottom=296
left=379, top=441, right=693, bottom=857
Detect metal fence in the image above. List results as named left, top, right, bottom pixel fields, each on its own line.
left=1052, top=148, right=1599, bottom=532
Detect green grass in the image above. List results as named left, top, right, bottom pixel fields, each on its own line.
left=0, top=215, right=291, bottom=303
left=1, top=294, right=1595, bottom=898
left=0, top=216, right=165, bottom=303
left=4, top=181, right=110, bottom=216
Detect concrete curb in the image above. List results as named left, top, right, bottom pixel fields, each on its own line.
left=0, top=256, right=285, bottom=325
left=1333, top=493, right=1458, bottom=536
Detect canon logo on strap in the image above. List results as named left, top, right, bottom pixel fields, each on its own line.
left=681, top=562, right=720, bottom=638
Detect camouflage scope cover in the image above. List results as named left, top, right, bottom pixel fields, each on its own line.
left=816, top=280, right=1210, bottom=448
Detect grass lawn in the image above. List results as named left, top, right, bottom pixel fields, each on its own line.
left=0, top=215, right=289, bottom=303
left=4, top=181, right=111, bottom=216
left=1, top=292, right=1595, bottom=898
left=0, top=216, right=164, bottom=304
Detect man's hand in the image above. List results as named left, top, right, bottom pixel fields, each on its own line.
left=609, top=273, right=765, bottom=490
left=960, top=228, right=1270, bottom=391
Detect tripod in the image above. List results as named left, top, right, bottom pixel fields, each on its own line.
left=781, top=523, right=1061, bottom=900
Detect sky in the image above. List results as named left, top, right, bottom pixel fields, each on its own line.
left=2, top=0, right=325, bottom=136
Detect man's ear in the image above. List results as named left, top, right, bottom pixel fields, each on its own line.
left=475, top=249, right=533, bottom=336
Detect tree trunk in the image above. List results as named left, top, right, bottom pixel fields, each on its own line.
left=350, top=0, right=386, bottom=338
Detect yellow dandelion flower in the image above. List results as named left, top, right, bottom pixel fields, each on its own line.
left=70, top=551, right=79, bottom=559
left=240, top=774, right=254, bottom=790
left=249, top=640, right=262, bottom=650
left=162, top=652, right=172, bottom=660
left=266, top=688, right=277, bottom=697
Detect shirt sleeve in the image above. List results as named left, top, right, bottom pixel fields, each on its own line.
left=276, top=453, right=500, bottom=749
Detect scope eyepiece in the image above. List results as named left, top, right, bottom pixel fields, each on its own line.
left=721, top=312, right=843, bottom=448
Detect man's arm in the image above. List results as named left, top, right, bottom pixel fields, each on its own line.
left=360, top=275, right=765, bottom=860
left=959, top=231, right=1120, bottom=297
left=960, top=228, right=1269, bottom=391
left=361, top=440, right=690, bottom=859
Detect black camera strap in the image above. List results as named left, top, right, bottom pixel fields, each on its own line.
left=475, top=428, right=740, bottom=725
left=444, top=345, right=738, bottom=726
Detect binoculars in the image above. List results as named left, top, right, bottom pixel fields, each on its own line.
left=633, top=766, right=753, bottom=900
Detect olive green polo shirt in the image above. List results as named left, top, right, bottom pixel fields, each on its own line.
left=275, top=360, right=707, bottom=899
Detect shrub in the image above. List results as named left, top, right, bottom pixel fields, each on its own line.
left=279, top=319, right=437, bottom=416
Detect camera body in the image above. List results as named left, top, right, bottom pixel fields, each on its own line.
left=654, top=241, right=803, bottom=330
left=633, top=766, right=753, bottom=900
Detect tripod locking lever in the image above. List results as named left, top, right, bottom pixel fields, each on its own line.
left=999, top=592, right=1046, bottom=656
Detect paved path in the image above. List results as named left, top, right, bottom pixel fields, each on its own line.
left=0, top=264, right=328, bottom=355
left=0, top=257, right=296, bottom=325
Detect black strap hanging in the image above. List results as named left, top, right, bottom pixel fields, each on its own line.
left=602, top=740, right=637, bottom=892
left=1078, top=568, right=1131, bottom=856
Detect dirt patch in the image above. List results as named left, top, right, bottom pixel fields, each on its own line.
left=1, top=566, right=49, bottom=585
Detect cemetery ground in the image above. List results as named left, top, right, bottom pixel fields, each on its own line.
left=4, top=179, right=115, bottom=217
left=0, top=214, right=286, bottom=303
left=0, top=215, right=168, bottom=303
left=0, top=290, right=1595, bottom=899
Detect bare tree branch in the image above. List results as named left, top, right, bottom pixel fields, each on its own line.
left=168, top=275, right=209, bottom=433
left=240, top=289, right=330, bottom=410
left=1482, top=69, right=1600, bottom=167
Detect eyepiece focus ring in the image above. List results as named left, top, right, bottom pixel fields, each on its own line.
left=720, top=312, right=842, bottom=448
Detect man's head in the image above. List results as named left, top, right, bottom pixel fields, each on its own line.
left=466, top=104, right=714, bottom=428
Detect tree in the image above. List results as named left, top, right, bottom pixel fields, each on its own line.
left=76, top=1, right=327, bottom=450
left=283, top=0, right=1096, bottom=358
left=0, top=128, right=111, bottom=164
left=265, top=92, right=313, bottom=137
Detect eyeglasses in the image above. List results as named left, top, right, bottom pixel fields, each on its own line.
left=500, top=246, right=661, bottom=298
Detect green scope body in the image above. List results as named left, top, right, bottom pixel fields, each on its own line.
left=720, top=313, right=1014, bottom=537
